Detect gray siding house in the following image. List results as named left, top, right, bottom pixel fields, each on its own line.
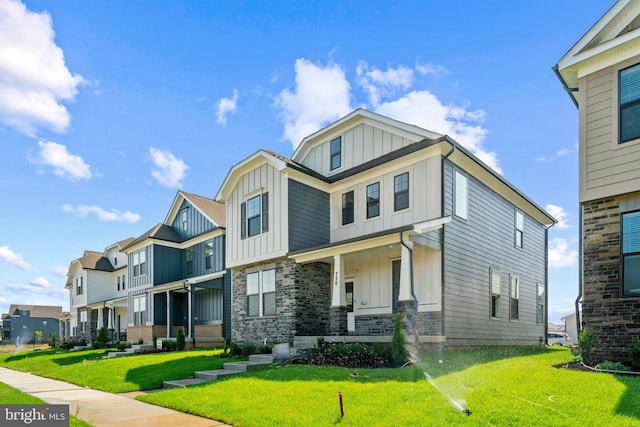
left=555, top=0, right=640, bottom=363
left=1, top=305, right=63, bottom=344
left=216, top=109, right=555, bottom=348
left=122, top=191, right=231, bottom=346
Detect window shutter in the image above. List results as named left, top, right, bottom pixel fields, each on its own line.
left=240, top=202, right=246, bottom=240
left=262, top=192, right=269, bottom=232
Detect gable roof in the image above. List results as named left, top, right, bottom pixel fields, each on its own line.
left=76, top=250, right=114, bottom=272
left=122, top=223, right=184, bottom=252
left=165, top=191, right=226, bottom=227
left=555, top=0, right=640, bottom=105
left=6, top=304, right=63, bottom=319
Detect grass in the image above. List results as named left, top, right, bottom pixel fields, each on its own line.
left=0, top=347, right=245, bottom=393
left=0, top=381, right=93, bottom=427
left=3, top=346, right=640, bottom=426
left=137, top=347, right=640, bottom=427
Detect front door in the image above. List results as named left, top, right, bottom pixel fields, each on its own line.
left=346, top=282, right=355, bottom=332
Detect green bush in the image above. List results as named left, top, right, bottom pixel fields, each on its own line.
left=49, top=332, right=57, bottom=347
left=392, top=314, right=407, bottom=366
left=595, top=360, right=631, bottom=371
left=229, top=342, right=256, bottom=356
left=176, top=328, right=186, bottom=351
left=628, top=343, right=640, bottom=367
left=295, top=342, right=392, bottom=368
left=255, top=345, right=272, bottom=354
left=579, top=328, right=595, bottom=365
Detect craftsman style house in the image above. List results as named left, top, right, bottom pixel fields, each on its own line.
left=121, top=191, right=230, bottom=346
left=555, top=0, right=640, bottom=363
left=216, top=109, right=555, bottom=348
left=66, top=238, right=133, bottom=342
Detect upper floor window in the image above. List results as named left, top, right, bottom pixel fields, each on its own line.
left=117, top=275, right=121, bottom=291
left=133, top=250, right=147, bottom=277
left=247, top=269, right=276, bottom=317
left=114, top=256, right=117, bottom=266
left=366, top=182, right=380, bottom=218
left=122, top=274, right=125, bottom=289
left=205, top=241, right=214, bottom=270
left=186, top=247, right=194, bottom=275
left=240, top=192, right=269, bottom=239
left=622, top=211, right=640, bottom=296
left=619, top=63, right=640, bottom=143
left=490, top=268, right=501, bottom=318
left=515, top=211, right=524, bottom=248
left=510, top=275, right=519, bottom=320
left=76, top=277, right=83, bottom=295
left=394, top=173, right=409, bottom=211
left=342, top=191, right=354, bottom=225
left=181, top=208, right=188, bottom=232
left=330, top=137, right=342, bottom=170
left=454, top=170, right=467, bottom=219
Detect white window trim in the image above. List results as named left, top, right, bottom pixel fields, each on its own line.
left=454, top=169, right=468, bottom=220
left=246, top=269, right=276, bottom=317
left=515, top=211, right=524, bottom=249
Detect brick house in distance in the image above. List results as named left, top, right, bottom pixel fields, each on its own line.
left=555, top=0, right=640, bottom=363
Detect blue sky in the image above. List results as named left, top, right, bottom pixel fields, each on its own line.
left=0, top=0, right=611, bottom=324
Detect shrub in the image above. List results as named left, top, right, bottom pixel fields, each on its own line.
left=579, top=328, right=595, bottom=365
left=50, top=332, right=57, bottom=347
left=317, top=337, right=325, bottom=349
left=392, top=314, right=407, bottom=366
left=294, top=342, right=392, bottom=368
left=96, top=327, right=109, bottom=349
left=628, top=343, right=640, bottom=367
left=255, top=344, right=272, bottom=354
left=595, top=360, right=631, bottom=371
left=176, top=328, right=186, bottom=351
left=152, top=334, right=158, bottom=349
left=229, top=342, right=256, bottom=356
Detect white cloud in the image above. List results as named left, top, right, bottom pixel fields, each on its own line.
left=6, top=282, right=66, bottom=296
left=51, top=265, right=67, bottom=278
left=28, top=140, right=92, bottom=181
left=29, top=276, right=50, bottom=288
left=548, top=238, right=578, bottom=269
left=62, top=204, right=141, bottom=223
left=416, top=62, right=449, bottom=79
left=148, top=147, right=188, bottom=188
left=545, top=204, right=570, bottom=229
left=375, top=91, right=500, bottom=173
left=356, top=62, right=414, bottom=106
left=0, top=245, right=32, bottom=270
left=537, top=142, right=578, bottom=162
left=0, top=0, right=86, bottom=136
left=216, top=89, right=239, bottom=126
left=275, top=58, right=352, bottom=148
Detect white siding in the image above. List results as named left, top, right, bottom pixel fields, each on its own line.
left=227, top=162, right=288, bottom=267
left=87, top=271, right=114, bottom=305
left=300, top=123, right=421, bottom=176
left=330, top=155, right=441, bottom=242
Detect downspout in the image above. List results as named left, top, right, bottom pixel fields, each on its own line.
left=440, top=138, right=456, bottom=338
left=576, top=205, right=583, bottom=339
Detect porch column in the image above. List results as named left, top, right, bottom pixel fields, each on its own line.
left=399, top=242, right=413, bottom=301
left=187, top=285, right=192, bottom=339
left=97, top=307, right=103, bottom=330
left=166, top=290, right=171, bottom=338
left=331, top=254, right=346, bottom=307
left=330, top=254, right=347, bottom=335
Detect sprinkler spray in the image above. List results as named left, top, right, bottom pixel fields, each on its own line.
left=424, top=372, right=471, bottom=416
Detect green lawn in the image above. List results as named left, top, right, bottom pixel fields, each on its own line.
left=0, top=347, right=245, bottom=393
left=3, top=346, right=640, bottom=426
left=0, top=381, right=93, bottom=427
left=137, top=347, right=640, bottom=427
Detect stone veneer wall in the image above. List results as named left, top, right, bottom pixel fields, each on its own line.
left=353, top=311, right=443, bottom=337
left=582, top=192, right=640, bottom=364
left=232, top=258, right=331, bottom=345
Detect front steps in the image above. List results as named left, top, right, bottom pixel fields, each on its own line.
left=102, top=344, right=156, bottom=359
left=162, top=354, right=274, bottom=389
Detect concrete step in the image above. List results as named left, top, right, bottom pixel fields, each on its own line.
left=194, top=369, right=240, bottom=381
left=249, top=354, right=274, bottom=363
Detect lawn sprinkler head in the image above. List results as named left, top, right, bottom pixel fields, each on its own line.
left=462, top=408, right=472, bottom=416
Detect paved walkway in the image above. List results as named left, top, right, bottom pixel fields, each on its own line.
left=0, top=367, right=231, bottom=427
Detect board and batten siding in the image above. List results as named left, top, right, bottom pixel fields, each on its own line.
left=171, top=199, right=215, bottom=240
left=580, top=53, right=640, bottom=202
left=226, top=162, right=288, bottom=268
left=299, top=123, right=421, bottom=176
left=184, top=235, right=225, bottom=279
left=330, top=155, right=441, bottom=243
left=153, top=245, right=183, bottom=285
left=288, top=179, right=330, bottom=252
left=442, top=161, right=547, bottom=346
left=129, top=246, right=153, bottom=289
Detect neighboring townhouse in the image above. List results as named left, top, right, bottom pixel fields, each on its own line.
left=216, top=108, right=555, bottom=348
left=66, top=238, right=134, bottom=342
left=555, top=0, right=640, bottom=363
left=0, top=305, right=63, bottom=344
left=121, top=191, right=230, bottom=347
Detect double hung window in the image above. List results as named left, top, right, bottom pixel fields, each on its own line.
left=619, top=63, right=640, bottom=143
left=330, top=137, right=342, bottom=170
left=247, top=269, right=276, bottom=317
left=342, top=191, right=354, bottom=225
left=241, top=192, right=269, bottom=239
left=366, top=183, right=380, bottom=218
left=394, top=173, right=409, bottom=211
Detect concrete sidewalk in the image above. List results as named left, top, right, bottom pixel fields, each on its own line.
left=0, top=367, right=231, bottom=426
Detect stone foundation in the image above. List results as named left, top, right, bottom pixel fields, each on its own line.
left=582, top=192, right=640, bottom=364
left=329, top=306, right=347, bottom=336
